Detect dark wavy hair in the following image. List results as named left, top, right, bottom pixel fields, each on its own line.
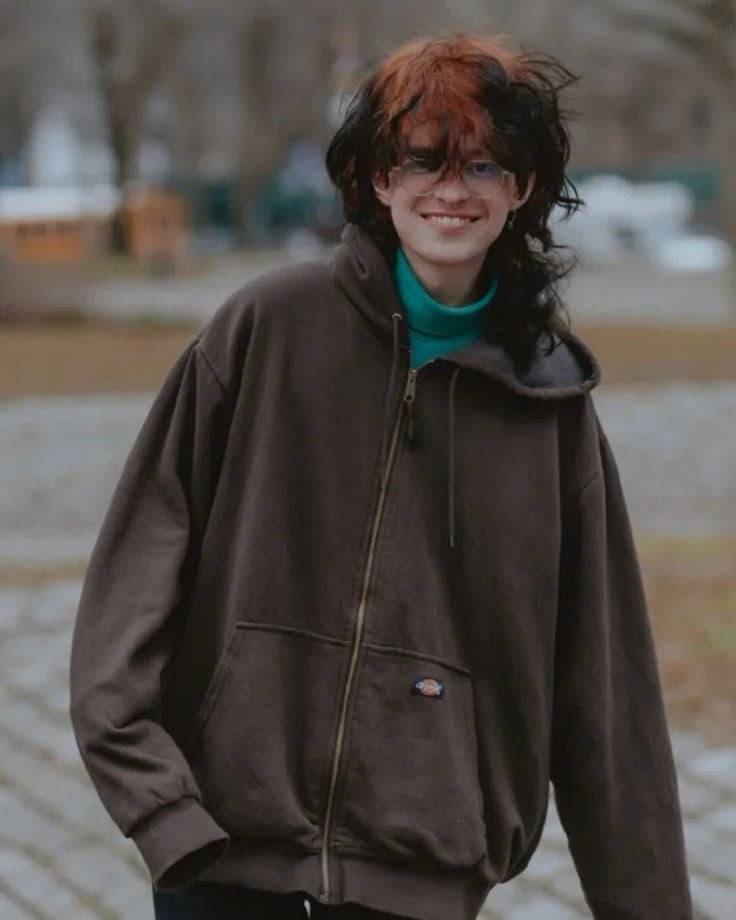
left=325, top=33, right=583, bottom=359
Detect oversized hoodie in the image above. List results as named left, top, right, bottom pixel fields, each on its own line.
left=70, top=224, right=692, bottom=920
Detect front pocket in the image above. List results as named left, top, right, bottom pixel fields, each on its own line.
left=193, top=623, right=349, bottom=849
left=334, top=645, right=487, bottom=869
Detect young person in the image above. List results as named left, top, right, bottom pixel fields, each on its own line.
left=70, top=33, right=692, bottom=920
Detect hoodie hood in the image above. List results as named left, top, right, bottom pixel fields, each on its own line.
left=330, top=223, right=601, bottom=400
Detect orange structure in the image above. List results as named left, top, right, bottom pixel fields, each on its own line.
left=121, top=187, right=191, bottom=268
left=0, top=185, right=191, bottom=268
left=0, top=188, right=116, bottom=265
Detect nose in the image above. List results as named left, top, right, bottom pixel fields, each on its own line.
left=432, top=170, right=470, bottom=203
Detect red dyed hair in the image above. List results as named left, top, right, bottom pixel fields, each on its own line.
left=372, top=34, right=523, bottom=164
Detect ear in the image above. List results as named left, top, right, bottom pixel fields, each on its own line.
left=372, top=174, right=392, bottom=208
left=513, top=172, right=536, bottom=209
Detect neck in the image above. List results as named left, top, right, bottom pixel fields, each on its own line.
left=401, top=249, right=485, bottom=307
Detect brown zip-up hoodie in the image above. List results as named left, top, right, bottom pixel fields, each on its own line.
left=70, top=225, right=692, bottom=920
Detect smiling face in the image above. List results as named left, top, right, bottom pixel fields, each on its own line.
left=373, top=126, right=533, bottom=304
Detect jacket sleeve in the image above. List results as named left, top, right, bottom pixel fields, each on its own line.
left=551, top=418, right=692, bottom=918
left=69, top=340, right=231, bottom=889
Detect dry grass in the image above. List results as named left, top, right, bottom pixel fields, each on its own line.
left=576, top=321, right=736, bottom=384
left=0, top=562, right=88, bottom=589
left=0, top=320, right=197, bottom=400
left=0, top=318, right=735, bottom=401
left=640, top=537, right=736, bottom=745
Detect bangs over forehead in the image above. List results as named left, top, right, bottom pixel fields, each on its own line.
left=372, top=35, right=525, bottom=165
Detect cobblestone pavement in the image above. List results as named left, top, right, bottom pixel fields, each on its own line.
left=1, top=386, right=735, bottom=918
left=1, top=580, right=734, bottom=919
left=2, top=382, right=735, bottom=566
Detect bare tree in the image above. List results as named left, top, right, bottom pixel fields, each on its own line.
left=84, top=0, right=190, bottom=188
left=593, top=0, right=736, bottom=309
left=201, top=0, right=340, bottom=237
left=0, top=0, right=62, bottom=172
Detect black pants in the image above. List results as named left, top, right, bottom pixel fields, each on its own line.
left=153, top=882, right=411, bottom=919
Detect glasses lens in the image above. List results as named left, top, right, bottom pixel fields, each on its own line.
left=392, top=159, right=509, bottom=198
left=394, top=161, right=442, bottom=196
left=462, top=161, right=507, bottom=198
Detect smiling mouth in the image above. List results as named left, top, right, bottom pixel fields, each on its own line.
left=421, top=214, right=479, bottom=227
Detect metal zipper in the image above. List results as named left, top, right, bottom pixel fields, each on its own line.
left=403, top=368, right=418, bottom=443
left=319, top=368, right=415, bottom=903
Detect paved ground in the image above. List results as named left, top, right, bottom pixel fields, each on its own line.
left=2, top=382, right=735, bottom=567
left=0, top=578, right=734, bottom=920
left=26, top=247, right=734, bottom=327
left=1, top=385, right=735, bottom=918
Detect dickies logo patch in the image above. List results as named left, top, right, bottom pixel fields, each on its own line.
left=411, top=677, right=445, bottom=699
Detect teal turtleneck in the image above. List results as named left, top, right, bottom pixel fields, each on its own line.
left=394, top=248, right=498, bottom=369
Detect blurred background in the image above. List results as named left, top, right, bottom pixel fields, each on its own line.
left=0, top=1, right=734, bottom=918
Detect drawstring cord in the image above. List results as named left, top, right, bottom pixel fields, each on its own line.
left=379, top=313, right=461, bottom=547
left=448, top=366, right=461, bottom=549
left=379, top=312, right=402, bottom=487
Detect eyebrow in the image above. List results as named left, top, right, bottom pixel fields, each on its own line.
left=405, top=145, right=496, bottom=165
left=405, top=144, right=443, bottom=159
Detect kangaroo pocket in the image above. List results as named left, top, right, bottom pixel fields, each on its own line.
left=334, top=645, right=487, bottom=869
left=192, top=623, right=348, bottom=849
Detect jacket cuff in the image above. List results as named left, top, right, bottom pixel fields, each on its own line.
left=132, top=797, right=229, bottom=890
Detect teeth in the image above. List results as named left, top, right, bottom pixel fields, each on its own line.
left=424, top=215, right=474, bottom=226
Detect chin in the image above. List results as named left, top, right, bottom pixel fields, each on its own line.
left=413, top=242, right=491, bottom=267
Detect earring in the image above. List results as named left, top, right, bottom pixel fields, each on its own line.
left=506, top=210, right=517, bottom=230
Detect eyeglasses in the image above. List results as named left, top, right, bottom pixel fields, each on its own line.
left=391, top=158, right=513, bottom=199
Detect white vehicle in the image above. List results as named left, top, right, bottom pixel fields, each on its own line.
left=553, top=174, right=731, bottom=271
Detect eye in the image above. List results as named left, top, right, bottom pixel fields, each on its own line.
left=467, top=161, right=504, bottom=180
left=406, top=157, right=439, bottom=174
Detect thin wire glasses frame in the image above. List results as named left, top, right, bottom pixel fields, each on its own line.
left=390, top=158, right=514, bottom=199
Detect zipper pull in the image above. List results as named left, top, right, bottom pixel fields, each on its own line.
left=403, top=369, right=420, bottom=445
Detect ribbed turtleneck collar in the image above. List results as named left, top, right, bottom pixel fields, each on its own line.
left=394, top=247, right=498, bottom=338
left=328, top=223, right=602, bottom=399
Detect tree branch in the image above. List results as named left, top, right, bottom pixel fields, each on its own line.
left=594, top=0, right=734, bottom=85
left=128, top=12, right=186, bottom=100
left=439, top=0, right=489, bottom=26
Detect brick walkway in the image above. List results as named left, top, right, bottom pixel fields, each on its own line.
left=1, top=390, right=734, bottom=918
left=0, top=581, right=734, bottom=918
